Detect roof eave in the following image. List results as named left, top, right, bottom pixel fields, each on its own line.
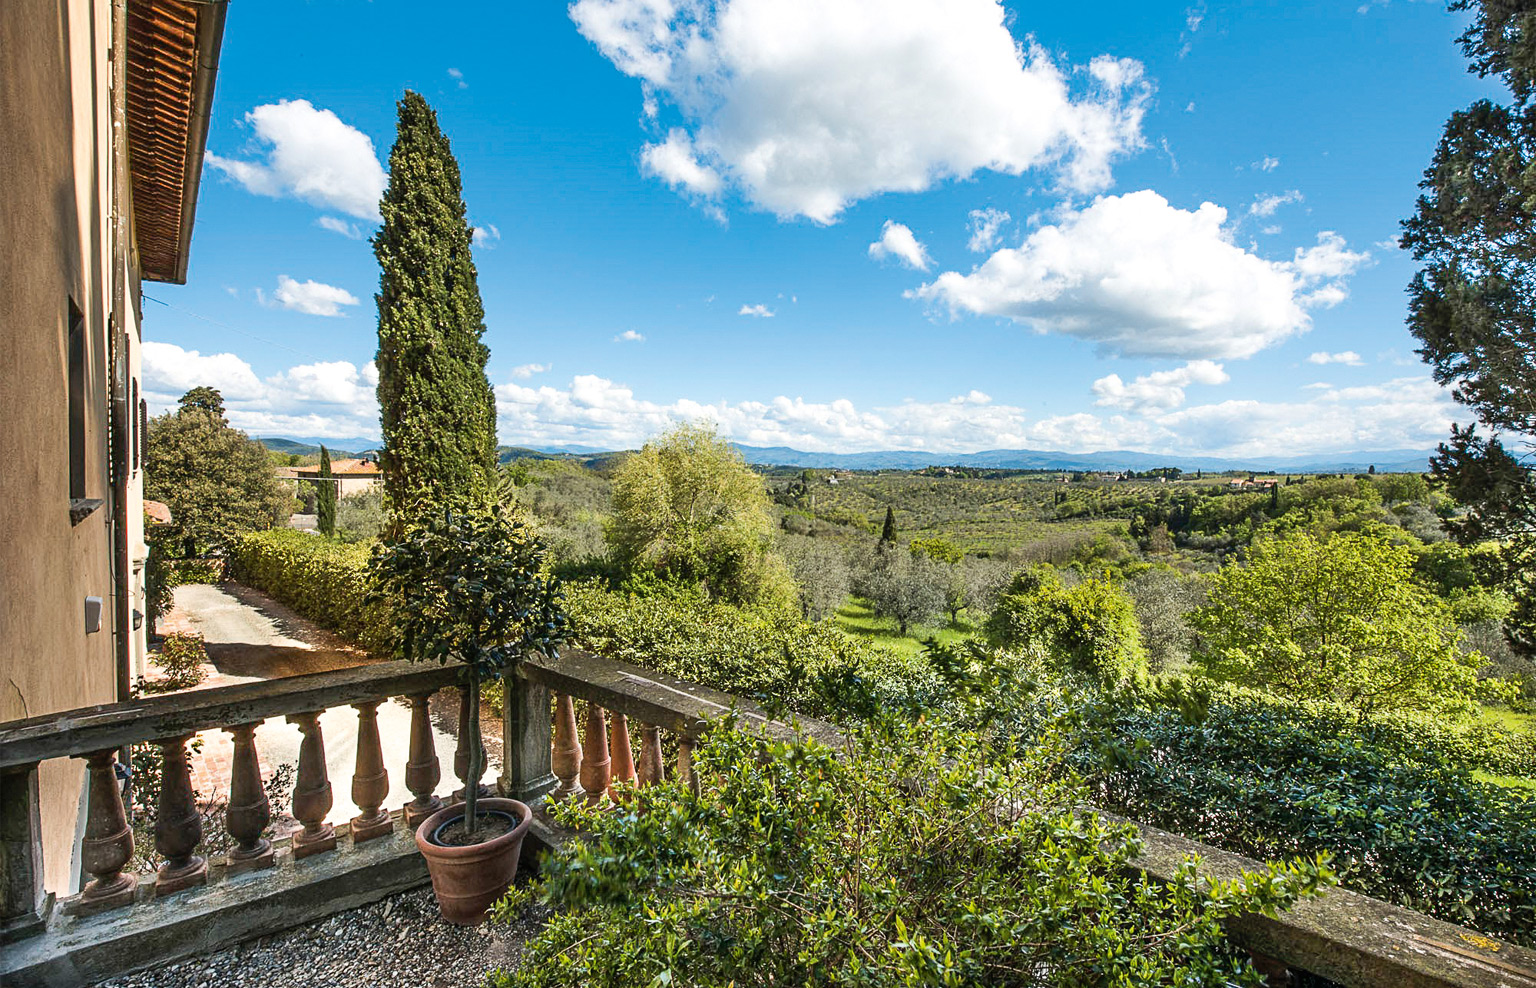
left=160, top=0, right=227, bottom=285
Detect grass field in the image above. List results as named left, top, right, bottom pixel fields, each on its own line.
left=833, top=597, right=977, bottom=661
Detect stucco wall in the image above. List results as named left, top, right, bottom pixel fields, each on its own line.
left=0, top=0, right=124, bottom=896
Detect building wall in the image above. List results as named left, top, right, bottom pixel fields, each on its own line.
left=0, top=0, right=126, bottom=896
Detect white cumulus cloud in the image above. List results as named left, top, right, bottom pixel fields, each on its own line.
left=206, top=100, right=387, bottom=221
left=614, top=329, right=646, bottom=342
left=271, top=275, right=361, bottom=317
left=511, top=362, right=552, bottom=379
left=913, top=190, right=1370, bottom=360
left=571, top=0, right=1152, bottom=223
left=738, top=304, right=775, bottom=318
left=473, top=224, right=501, bottom=248
left=1307, top=350, right=1364, bottom=366
left=1091, top=360, right=1229, bottom=413
left=141, top=343, right=381, bottom=439
left=868, top=221, right=932, bottom=270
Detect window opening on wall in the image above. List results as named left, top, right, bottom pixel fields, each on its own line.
left=68, top=299, right=87, bottom=499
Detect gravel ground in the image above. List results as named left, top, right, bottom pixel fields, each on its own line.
left=100, top=885, right=543, bottom=988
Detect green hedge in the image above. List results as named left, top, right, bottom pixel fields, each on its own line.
left=563, top=579, right=938, bottom=717
left=1148, top=674, right=1536, bottom=780
left=1063, top=689, right=1536, bottom=946
left=228, top=530, right=391, bottom=653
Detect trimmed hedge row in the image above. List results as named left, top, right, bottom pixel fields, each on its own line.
left=1146, top=674, right=1536, bottom=780
left=1061, top=689, right=1536, bottom=946
left=228, top=530, right=392, bottom=654
left=563, top=579, right=937, bottom=717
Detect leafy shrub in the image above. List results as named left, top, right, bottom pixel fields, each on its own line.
left=145, top=632, right=207, bottom=692
left=985, top=568, right=1146, bottom=684
left=563, top=578, right=936, bottom=717
left=1062, top=681, right=1536, bottom=946
left=228, top=529, right=392, bottom=653
left=1191, top=530, right=1497, bottom=717
left=494, top=712, right=1328, bottom=987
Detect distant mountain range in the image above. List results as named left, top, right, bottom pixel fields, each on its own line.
left=728, top=444, right=1437, bottom=474
left=258, top=435, right=1435, bottom=475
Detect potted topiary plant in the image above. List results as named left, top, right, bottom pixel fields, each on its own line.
left=372, top=505, right=567, bottom=924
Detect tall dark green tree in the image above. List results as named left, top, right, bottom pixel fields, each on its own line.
left=374, top=91, right=497, bottom=528
left=880, top=506, right=898, bottom=545
left=1403, top=0, right=1536, bottom=653
left=316, top=445, right=337, bottom=537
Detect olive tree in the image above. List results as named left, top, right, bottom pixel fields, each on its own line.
left=1189, top=530, right=1496, bottom=717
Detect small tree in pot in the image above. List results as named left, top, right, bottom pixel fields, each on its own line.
left=372, top=505, right=567, bottom=922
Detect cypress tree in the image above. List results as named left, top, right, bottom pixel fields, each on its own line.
left=374, top=91, right=497, bottom=528
left=880, top=506, right=898, bottom=545
left=316, top=445, right=337, bottom=537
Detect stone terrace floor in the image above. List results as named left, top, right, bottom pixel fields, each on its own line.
left=99, top=884, right=542, bottom=988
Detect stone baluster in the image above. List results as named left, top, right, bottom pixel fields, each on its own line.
left=350, top=700, right=392, bottom=842
left=286, top=711, right=336, bottom=858
left=403, top=692, right=442, bottom=827
left=71, top=751, right=135, bottom=914
left=636, top=725, right=665, bottom=788
left=2, top=763, right=46, bottom=933
left=677, top=738, right=699, bottom=795
left=579, top=704, right=612, bottom=806
left=609, top=712, right=637, bottom=798
left=550, top=693, right=584, bottom=801
left=152, top=735, right=206, bottom=895
left=223, top=723, right=273, bottom=874
left=452, top=686, right=488, bottom=803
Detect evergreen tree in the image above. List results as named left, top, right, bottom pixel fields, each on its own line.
left=880, top=506, right=897, bottom=545
left=145, top=388, right=289, bottom=556
left=1403, top=0, right=1536, bottom=654
left=316, top=445, right=337, bottom=537
left=374, top=90, right=497, bottom=528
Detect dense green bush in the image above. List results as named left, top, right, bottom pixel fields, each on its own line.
left=1059, top=681, right=1536, bottom=946
left=985, top=568, right=1146, bottom=684
left=228, top=529, right=392, bottom=653
left=495, top=710, right=1328, bottom=988
left=563, top=578, right=936, bottom=717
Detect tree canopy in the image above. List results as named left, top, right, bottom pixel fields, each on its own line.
left=607, top=423, right=793, bottom=612
left=1403, top=0, right=1536, bottom=654
left=145, top=388, right=289, bottom=556
left=374, top=90, right=498, bottom=527
left=1189, top=530, right=1492, bottom=717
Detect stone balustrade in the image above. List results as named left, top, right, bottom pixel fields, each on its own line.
left=1, top=650, right=1532, bottom=988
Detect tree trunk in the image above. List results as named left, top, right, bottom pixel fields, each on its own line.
left=465, top=666, right=481, bottom=838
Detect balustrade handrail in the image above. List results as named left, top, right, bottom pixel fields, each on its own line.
left=0, top=660, right=467, bottom=769
left=518, top=648, right=844, bottom=748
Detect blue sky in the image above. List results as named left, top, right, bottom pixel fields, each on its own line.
left=140, top=0, right=1498, bottom=458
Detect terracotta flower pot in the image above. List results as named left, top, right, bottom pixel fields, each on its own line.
left=414, top=797, right=531, bottom=925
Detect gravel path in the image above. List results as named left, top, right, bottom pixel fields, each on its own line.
left=100, top=886, right=542, bottom=988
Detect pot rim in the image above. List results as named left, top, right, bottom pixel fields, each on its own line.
left=413, top=796, right=532, bottom=859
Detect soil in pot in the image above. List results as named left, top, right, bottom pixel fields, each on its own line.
left=430, top=810, right=517, bottom=847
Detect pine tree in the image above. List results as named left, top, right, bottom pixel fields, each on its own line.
left=1402, top=0, right=1536, bottom=654
left=374, top=90, right=497, bottom=528
left=316, top=445, right=337, bottom=537
left=880, top=506, right=898, bottom=545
